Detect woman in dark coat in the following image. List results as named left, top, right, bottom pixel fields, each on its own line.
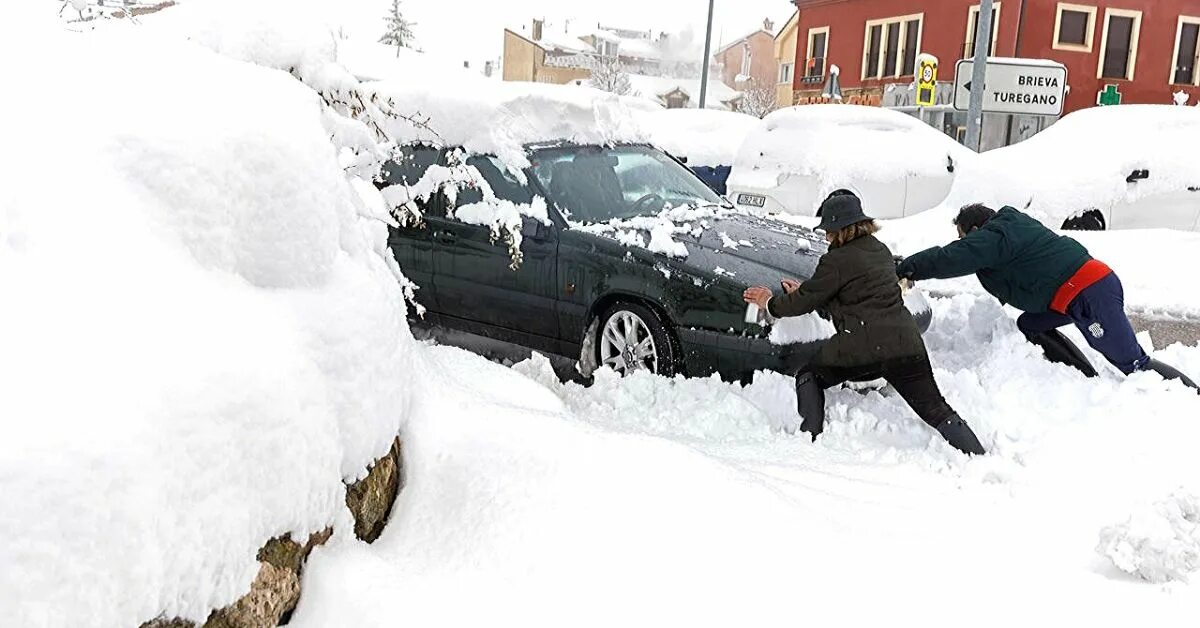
left=743, top=192, right=986, bottom=455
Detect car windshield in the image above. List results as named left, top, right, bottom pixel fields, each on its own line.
left=529, top=145, right=727, bottom=223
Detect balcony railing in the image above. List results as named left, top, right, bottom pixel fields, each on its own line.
left=801, top=57, right=826, bottom=84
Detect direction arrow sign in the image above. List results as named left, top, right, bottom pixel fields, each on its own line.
left=953, top=58, right=1068, bottom=116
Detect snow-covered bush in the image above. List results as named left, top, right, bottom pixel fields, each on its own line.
left=1097, top=492, right=1200, bottom=583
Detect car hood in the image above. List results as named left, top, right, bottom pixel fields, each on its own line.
left=673, top=212, right=826, bottom=286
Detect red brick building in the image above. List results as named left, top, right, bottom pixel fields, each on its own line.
left=788, top=0, right=1200, bottom=116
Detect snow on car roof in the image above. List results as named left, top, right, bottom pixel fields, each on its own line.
left=635, top=108, right=759, bottom=167
left=728, top=104, right=971, bottom=192
left=369, top=70, right=657, bottom=170
left=961, top=105, right=1200, bottom=226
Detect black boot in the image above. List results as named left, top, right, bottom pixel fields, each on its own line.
left=795, top=371, right=826, bottom=440
left=1026, top=330, right=1098, bottom=378
left=935, top=415, right=986, bottom=456
left=1143, top=358, right=1199, bottom=392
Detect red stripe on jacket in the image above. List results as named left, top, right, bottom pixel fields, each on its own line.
left=1049, top=259, right=1112, bottom=314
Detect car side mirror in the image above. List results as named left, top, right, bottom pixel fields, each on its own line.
left=521, top=218, right=550, bottom=239
left=1127, top=169, right=1150, bottom=183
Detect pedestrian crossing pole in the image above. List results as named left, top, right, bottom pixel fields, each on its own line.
left=965, top=0, right=994, bottom=151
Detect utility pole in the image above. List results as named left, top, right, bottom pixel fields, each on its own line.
left=965, top=0, right=994, bottom=151
left=699, top=0, right=715, bottom=109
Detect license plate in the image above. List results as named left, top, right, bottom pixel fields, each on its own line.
left=737, top=193, right=767, bottom=208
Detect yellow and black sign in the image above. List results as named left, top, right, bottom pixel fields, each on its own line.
left=916, top=55, right=938, bottom=107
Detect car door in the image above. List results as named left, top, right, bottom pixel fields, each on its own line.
left=1110, top=184, right=1200, bottom=231
left=378, top=144, right=443, bottom=311
left=431, top=154, right=561, bottom=341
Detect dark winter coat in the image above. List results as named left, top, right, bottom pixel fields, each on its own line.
left=768, top=234, right=926, bottom=368
left=896, top=207, right=1091, bottom=313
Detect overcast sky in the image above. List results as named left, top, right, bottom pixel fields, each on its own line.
left=398, top=0, right=797, bottom=68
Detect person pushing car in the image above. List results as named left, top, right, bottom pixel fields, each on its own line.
left=897, top=203, right=1198, bottom=391
left=743, top=191, right=986, bottom=455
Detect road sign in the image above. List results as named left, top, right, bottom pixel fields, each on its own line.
left=916, top=54, right=938, bottom=107
left=1097, top=84, right=1122, bottom=106
left=953, top=58, right=1068, bottom=116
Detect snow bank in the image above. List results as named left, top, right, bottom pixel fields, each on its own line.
left=728, top=105, right=973, bottom=191
left=0, top=18, right=415, bottom=627
left=636, top=108, right=760, bottom=167
left=1099, top=492, right=1200, bottom=583
left=958, top=105, right=1200, bottom=227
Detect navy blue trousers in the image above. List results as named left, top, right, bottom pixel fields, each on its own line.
left=1017, top=273, right=1150, bottom=374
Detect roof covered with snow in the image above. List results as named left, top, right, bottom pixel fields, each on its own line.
left=728, top=104, right=972, bottom=189
left=626, top=73, right=741, bottom=108
left=635, top=108, right=759, bottom=166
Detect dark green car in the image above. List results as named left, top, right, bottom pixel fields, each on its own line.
left=380, top=142, right=931, bottom=382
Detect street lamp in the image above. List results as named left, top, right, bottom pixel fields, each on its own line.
left=699, top=0, right=715, bottom=109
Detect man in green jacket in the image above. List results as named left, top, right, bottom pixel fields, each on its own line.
left=897, top=204, right=1197, bottom=390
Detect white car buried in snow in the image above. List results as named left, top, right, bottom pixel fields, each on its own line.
left=968, top=105, right=1200, bottom=232
left=726, top=105, right=972, bottom=220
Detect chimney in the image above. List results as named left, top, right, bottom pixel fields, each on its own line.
left=764, top=18, right=774, bottom=32
left=532, top=19, right=544, bottom=41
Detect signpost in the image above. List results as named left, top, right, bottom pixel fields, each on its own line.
left=964, top=0, right=993, bottom=151
left=953, top=58, right=1069, bottom=117
left=916, top=54, right=938, bottom=107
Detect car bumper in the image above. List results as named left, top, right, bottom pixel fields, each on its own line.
left=677, top=327, right=820, bottom=382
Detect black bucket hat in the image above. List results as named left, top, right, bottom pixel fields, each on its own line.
left=816, top=191, right=872, bottom=233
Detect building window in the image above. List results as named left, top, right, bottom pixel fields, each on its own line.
left=1054, top=3, right=1097, bottom=52
left=779, top=61, right=794, bottom=84
left=862, top=14, right=922, bottom=79
left=1172, top=16, right=1200, bottom=85
left=1098, top=8, right=1141, bottom=80
left=806, top=27, right=829, bottom=79
left=965, top=3, right=1001, bottom=59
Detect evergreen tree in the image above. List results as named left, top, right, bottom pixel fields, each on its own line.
left=380, top=0, right=416, bottom=57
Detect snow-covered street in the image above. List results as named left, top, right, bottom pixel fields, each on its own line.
left=3, top=1, right=1200, bottom=627
left=290, top=295, right=1200, bottom=626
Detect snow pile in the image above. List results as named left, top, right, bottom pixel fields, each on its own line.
left=728, top=104, right=972, bottom=191
left=293, top=294, right=1200, bottom=626
left=1098, top=492, right=1200, bottom=583
left=955, top=105, right=1200, bottom=227
left=635, top=108, right=760, bottom=166
left=0, top=16, right=416, bottom=627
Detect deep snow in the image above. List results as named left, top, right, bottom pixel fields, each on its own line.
left=289, top=293, right=1200, bottom=627
left=1, top=6, right=418, bottom=626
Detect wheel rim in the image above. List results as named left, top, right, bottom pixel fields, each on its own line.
left=599, top=310, right=658, bottom=374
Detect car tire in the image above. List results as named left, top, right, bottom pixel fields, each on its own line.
left=596, top=301, right=680, bottom=377
left=1062, top=210, right=1106, bottom=231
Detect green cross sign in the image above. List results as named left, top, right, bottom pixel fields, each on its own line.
left=1097, top=84, right=1122, bottom=106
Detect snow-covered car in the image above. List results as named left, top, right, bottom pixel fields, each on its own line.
left=726, top=105, right=972, bottom=220
left=633, top=108, right=761, bottom=195
left=965, top=105, right=1200, bottom=232
left=380, top=141, right=932, bottom=382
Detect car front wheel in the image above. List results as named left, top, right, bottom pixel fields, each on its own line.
left=596, top=302, right=679, bottom=377
left=1062, top=210, right=1106, bottom=231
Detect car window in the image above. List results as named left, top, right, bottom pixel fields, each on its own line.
left=379, top=144, right=444, bottom=217
left=531, top=145, right=724, bottom=224
left=452, top=155, right=535, bottom=209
